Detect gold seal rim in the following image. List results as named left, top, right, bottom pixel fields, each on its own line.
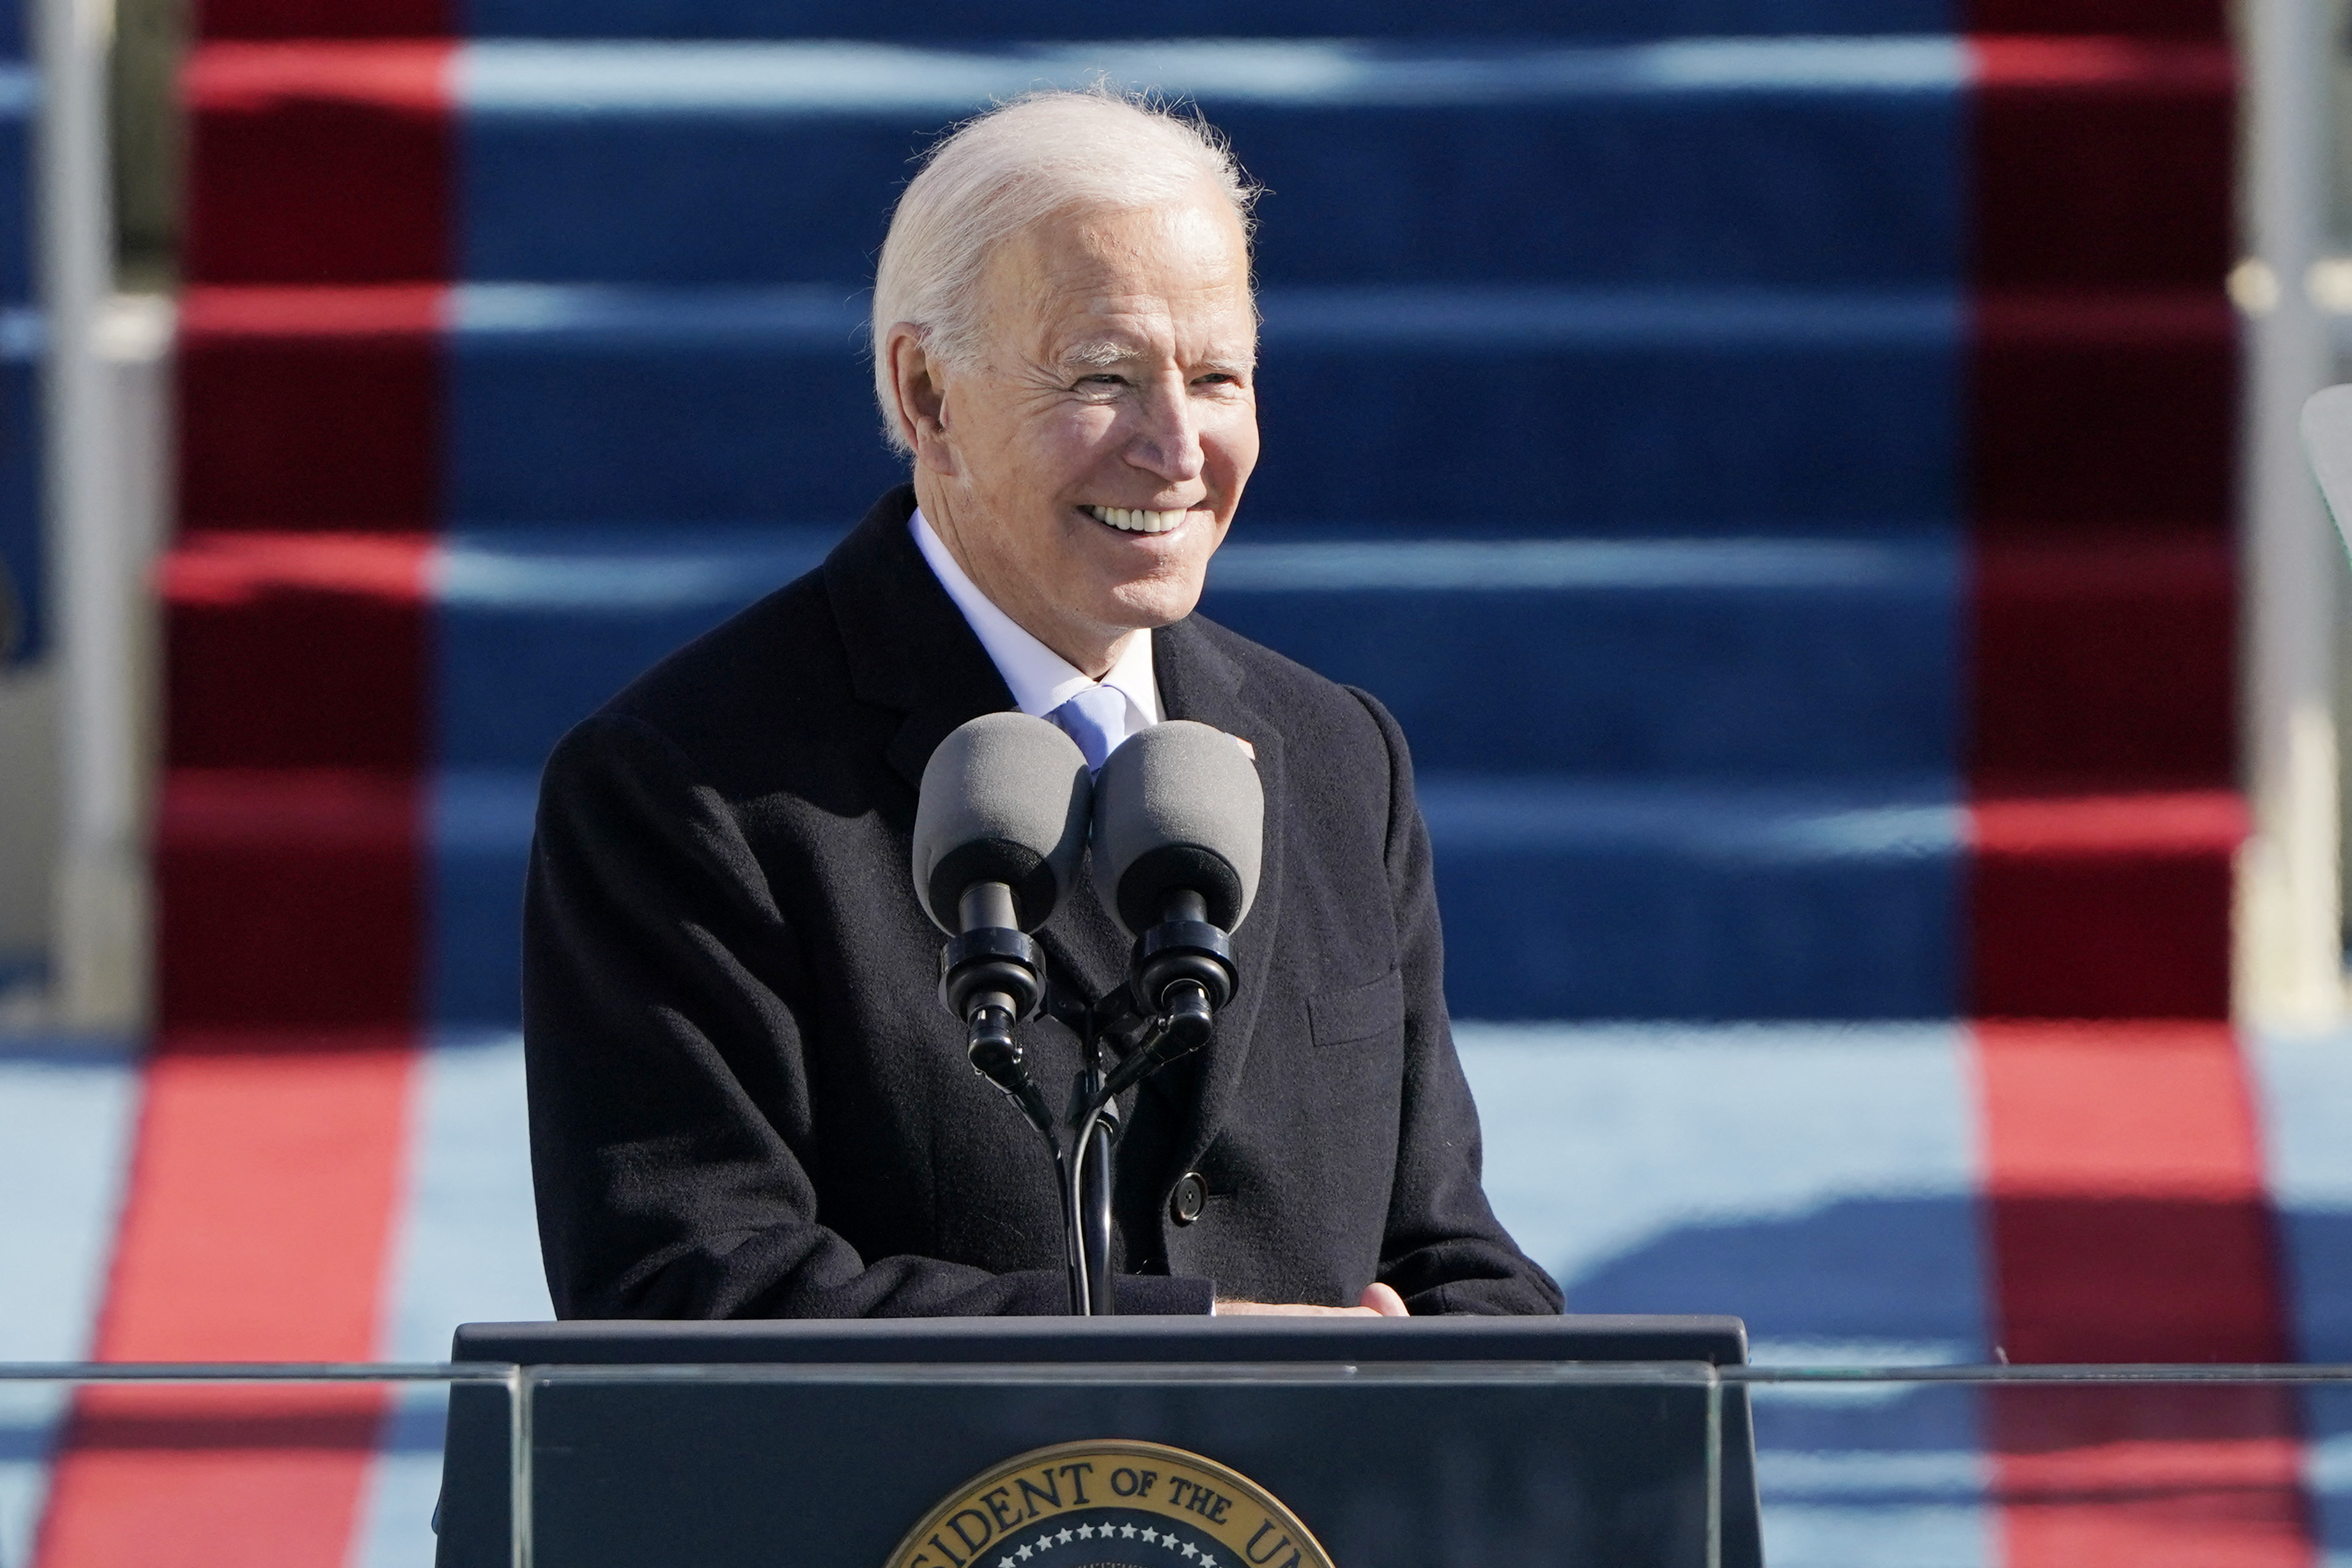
left=880, top=1437, right=1335, bottom=1568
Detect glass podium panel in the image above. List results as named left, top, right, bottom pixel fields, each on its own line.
left=0, top=1364, right=508, bottom=1568
left=1741, top=1367, right=2348, bottom=1568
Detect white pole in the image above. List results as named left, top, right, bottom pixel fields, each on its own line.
left=2238, top=0, right=2344, bottom=1026
left=35, top=0, right=139, bottom=1029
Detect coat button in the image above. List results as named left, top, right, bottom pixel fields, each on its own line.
left=1170, top=1172, right=1208, bottom=1225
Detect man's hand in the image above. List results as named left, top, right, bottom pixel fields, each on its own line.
left=1215, top=1283, right=1408, bottom=1317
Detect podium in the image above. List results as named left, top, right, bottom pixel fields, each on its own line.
left=436, top=1315, right=1764, bottom=1568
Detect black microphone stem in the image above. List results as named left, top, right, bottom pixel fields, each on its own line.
left=967, top=997, right=1087, bottom=1315
left=1076, top=1040, right=1117, bottom=1316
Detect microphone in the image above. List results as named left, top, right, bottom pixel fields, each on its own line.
left=913, top=712, right=1091, bottom=1108
left=1089, top=719, right=1263, bottom=1071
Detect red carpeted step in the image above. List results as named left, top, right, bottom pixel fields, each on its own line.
left=1970, top=537, right=2236, bottom=790
left=1977, top=1020, right=2289, bottom=1360
left=155, top=769, right=426, bottom=1029
left=183, top=42, right=452, bottom=286
left=1967, top=792, right=2242, bottom=1019
left=1967, top=0, right=2225, bottom=36
left=1962, top=33, right=2243, bottom=1028
left=34, top=1029, right=422, bottom=1568
left=197, top=0, right=450, bottom=38
left=1970, top=38, right=2234, bottom=291
left=178, top=286, right=445, bottom=532
left=1975, top=1020, right=2307, bottom=1566
left=1970, top=291, right=2236, bottom=535
left=162, top=530, right=431, bottom=769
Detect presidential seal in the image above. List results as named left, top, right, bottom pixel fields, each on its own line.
left=884, top=1440, right=1336, bottom=1568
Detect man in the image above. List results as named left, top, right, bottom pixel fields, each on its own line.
left=525, top=89, right=1560, bottom=1319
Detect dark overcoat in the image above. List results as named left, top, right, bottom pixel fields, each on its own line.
left=524, top=486, right=1563, bottom=1318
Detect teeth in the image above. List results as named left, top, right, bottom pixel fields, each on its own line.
left=1086, top=505, right=1188, bottom=535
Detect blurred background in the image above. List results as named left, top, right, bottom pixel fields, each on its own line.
left=5, top=2, right=2352, bottom=1566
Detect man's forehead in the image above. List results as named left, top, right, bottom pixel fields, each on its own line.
left=986, top=197, right=1253, bottom=341
left=1029, top=275, right=1258, bottom=366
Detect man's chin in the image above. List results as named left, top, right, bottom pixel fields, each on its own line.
left=1096, top=576, right=1208, bottom=634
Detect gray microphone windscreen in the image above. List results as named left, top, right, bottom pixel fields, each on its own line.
left=1091, top=720, right=1264, bottom=934
left=913, top=712, right=1093, bottom=933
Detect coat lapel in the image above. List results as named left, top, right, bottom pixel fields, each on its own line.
left=824, top=486, right=1126, bottom=1001
left=1151, top=616, right=1285, bottom=1178
left=823, top=485, right=1016, bottom=794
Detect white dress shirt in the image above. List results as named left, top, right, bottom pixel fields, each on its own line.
left=912, top=507, right=1162, bottom=750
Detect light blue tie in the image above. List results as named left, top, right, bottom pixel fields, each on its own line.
left=1050, top=686, right=1128, bottom=772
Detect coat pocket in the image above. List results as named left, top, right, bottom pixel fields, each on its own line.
left=1308, top=969, right=1406, bottom=1049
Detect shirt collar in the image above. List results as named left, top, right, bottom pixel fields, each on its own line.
left=912, top=507, right=1162, bottom=730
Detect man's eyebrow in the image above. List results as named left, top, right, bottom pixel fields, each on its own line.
left=1058, top=340, right=1141, bottom=371
left=1056, top=341, right=1258, bottom=375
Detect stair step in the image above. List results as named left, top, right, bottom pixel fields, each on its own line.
left=164, top=527, right=2234, bottom=790
left=431, top=527, right=827, bottom=768
left=0, top=65, right=33, bottom=306
left=202, top=1, right=1928, bottom=42
left=454, top=38, right=1965, bottom=290
left=165, top=526, right=1965, bottom=777
left=151, top=738, right=2236, bottom=1024
left=184, top=38, right=2229, bottom=295
left=0, top=307, right=43, bottom=661
left=413, top=769, right=2235, bottom=1023
left=178, top=281, right=2226, bottom=534
left=155, top=524, right=2239, bottom=1023
left=1967, top=790, right=2240, bottom=1018
left=424, top=769, right=1973, bottom=1023
left=0, top=53, right=41, bottom=665
left=451, top=282, right=1963, bottom=529
left=195, top=0, right=2227, bottom=46
left=1213, top=537, right=1964, bottom=777
left=155, top=768, right=427, bottom=1029
left=150, top=764, right=2236, bottom=1025
left=1425, top=776, right=1964, bottom=1018
left=162, top=530, right=433, bottom=769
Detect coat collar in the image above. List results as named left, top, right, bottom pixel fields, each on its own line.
left=827, top=486, right=1284, bottom=1167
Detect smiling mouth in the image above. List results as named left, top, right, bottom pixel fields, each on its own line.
left=1083, top=504, right=1190, bottom=535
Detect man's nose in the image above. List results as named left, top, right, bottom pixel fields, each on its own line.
left=1125, top=380, right=1205, bottom=484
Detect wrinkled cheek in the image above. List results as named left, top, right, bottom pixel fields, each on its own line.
left=1203, top=407, right=1261, bottom=498
left=1053, top=407, right=1129, bottom=468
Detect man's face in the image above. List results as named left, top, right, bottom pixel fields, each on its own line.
left=902, top=192, right=1260, bottom=672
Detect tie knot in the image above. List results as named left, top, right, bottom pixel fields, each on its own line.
left=1050, top=686, right=1128, bottom=772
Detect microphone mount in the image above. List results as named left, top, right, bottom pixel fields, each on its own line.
left=935, top=884, right=1242, bottom=1319
left=939, top=879, right=1076, bottom=1306
left=916, top=714, right=1262, bottom=1319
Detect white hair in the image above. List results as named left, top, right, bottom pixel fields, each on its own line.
left=871, top=88, right=1261, bottom=454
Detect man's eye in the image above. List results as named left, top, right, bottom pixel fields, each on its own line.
left=1079, top=374, right=1126, bottom=388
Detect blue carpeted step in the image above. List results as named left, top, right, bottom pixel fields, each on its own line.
left=0, top=311, right=43, bottom=661
left=457, top=0, right=1953, bottom=43
left=433, top=530, right=1959, bottom=778
left=455, top=40, right=1961, bottom=289
left=0, top=52, right=42, bottom=663
left=432, top=525, right=834, bottom=769
left=429, top=767, right=1958, bottom=1024
left=449, top=283, right=1957, bottom=532
left=1424, top=776, right=1957, bottom=1020
left=1205, top=534, right=1956, bottom=776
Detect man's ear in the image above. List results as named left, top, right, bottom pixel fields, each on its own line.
left=884, top=324, right=957, bottom=477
